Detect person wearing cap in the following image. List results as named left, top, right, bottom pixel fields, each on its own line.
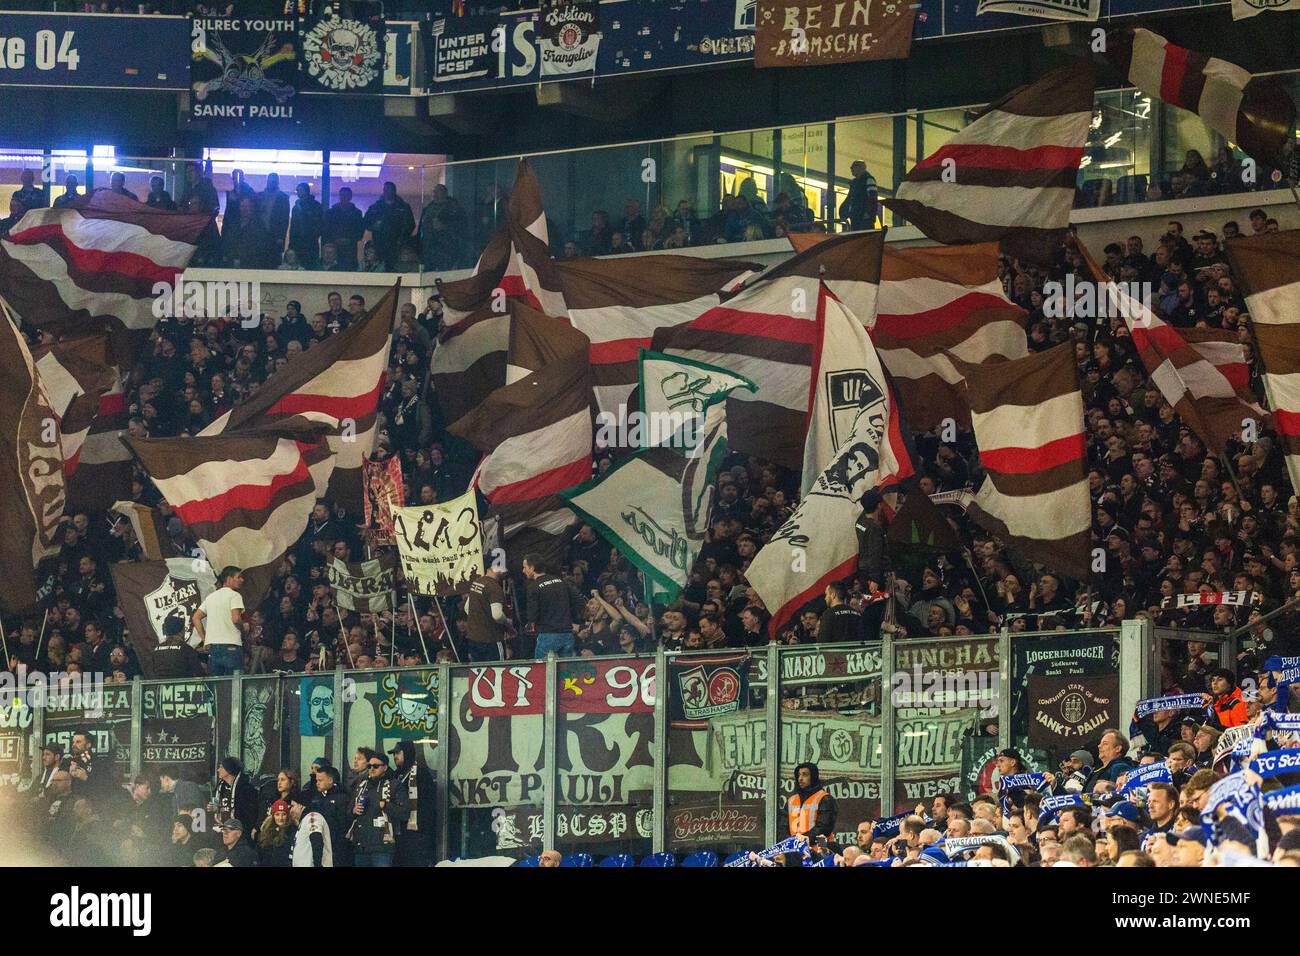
left=214, top=756, right=258, bottom=835
left=348, top=752, right=408, bottom=867
left=390, top=740, right=435, bottom=867
left=1132, top=704, right=1182, bottom=758
left=1169, top=825, right=1208, bottom=867
left=217, top=818, right=257, bottom=868
left=1045, top=750, right=1093, bottom=795
left=256, top=799, right=295, bottom=867
left=1203, top=667, right=1248, bottom=728
left=151, top=612, right=200, bottom=679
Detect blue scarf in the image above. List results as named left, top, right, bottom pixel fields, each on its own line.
left=1133, top=693, right=1206, bottom=719
left=1247, top=748, right=1300, bottom=780
left=1038, top=793, right=1089, bottom=822
left=724, top=836, right=808, bottom=867
left=1255, top=711, right=1300, bottom=738
left=1118, top=760, right=1172, bottom=794
left=871, top=812, right=910, bottom=840
left=1263, top=783, right=1300, bottom=814
left=998, top=772, right=1048, bottom=791
left=1200, top=772, right=1264, bottom=841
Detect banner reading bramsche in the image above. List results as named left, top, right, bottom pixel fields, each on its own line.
left=755, top=0, right=914, bottom=68
left=392, top=492, right=484, bottom=596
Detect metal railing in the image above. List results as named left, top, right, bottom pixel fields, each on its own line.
left=9, top=618, right=1222, bottom=859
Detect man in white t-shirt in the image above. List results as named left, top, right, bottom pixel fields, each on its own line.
left=192, top=566, right=246, bottom=676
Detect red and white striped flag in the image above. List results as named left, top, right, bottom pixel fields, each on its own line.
left=1226, top=229, right=1300, bottom=493
left=874, top=242, right=1029, bottom=431
left=123, top=423, right=332, bottom=603
left=436, top=160, right=567, bottom=324
left=1080, top=243, right=1262, bottom=453
left=650, top=232, right=885, bottom=469
left=0, top=189, right=210, bottom=334
left=561, top=254, right=760, bottom=416
left=956, top=344, right=1091, bottom=580
left=1107, top=28, right=1296, bottom=170
left=884, top=61, right=1094, bottom=265
left=201, top=283, right=399, bottom=512
left=450, top=307, right=593, bottom=563
left=32, top=336, right=115, bottom=483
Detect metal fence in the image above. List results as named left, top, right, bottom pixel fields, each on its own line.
left=3, top=618, right=1235, bottom=859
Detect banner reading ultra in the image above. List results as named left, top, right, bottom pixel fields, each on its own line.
left=392, top=491, right=484, bottom=596
left=327, top=554, right=397, bottom=613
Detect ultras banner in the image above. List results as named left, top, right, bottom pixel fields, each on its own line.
left=392, top=491, right=484, bottom=596
left=190, top=16, right=300, bottom=122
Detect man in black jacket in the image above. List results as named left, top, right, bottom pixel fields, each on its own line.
left=818, top=581, right=862, bottom=643
left=218, top=819, right=257, bottom=867
left=214, top=756, right=259, bottom=835
left=308, top=765, right=351, bottom=866
left=522, top=553, right=578, bottom=658
left=289, top=182, right=324, bottom=267
left=390, top=741, right=435, bottom=867
left=349, top=753, right=408, bottom=867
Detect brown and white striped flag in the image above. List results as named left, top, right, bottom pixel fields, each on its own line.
left=1106, top=28, right=1296, bottom=170
left=884, top=61, right=1095, bottom=265
left=111, top=500, right=176, bottom=561
left=0, top=304, right=66, bottom=612
left=436, top=160, right=567, bottom=324
left=0, top=188, right=210, bottom=335
left=451, top=307, right=593, bottom=565
left=956, top=344, right=1091, bottom=580
left=874, top=242, right=1029, bottom=431
left=650, top=231, right=885, bottom=469
left=1080, top=243, right=1262, bottom=453
left=201, top=283, right=399, bottom=512
left=1226, top=229, right=1300, bottom=493
left=32, top=335, right=115, bottom=483
left=123, top=422, right=332, bottom=604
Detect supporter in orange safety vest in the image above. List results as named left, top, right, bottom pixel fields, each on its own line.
left=788, top=762, right=837, bottom=840
left=1204, top=668, right=1248, bottom=728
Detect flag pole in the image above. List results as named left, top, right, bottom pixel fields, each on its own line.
left=430, top=594, right=461, bottom=664
left=963, top=550, right=997, bottom=628
left=408, top=593, right=435, bottom=666
left=0, top=614, right=9, bottom=669
left=34, top=608, right=49, bottom=666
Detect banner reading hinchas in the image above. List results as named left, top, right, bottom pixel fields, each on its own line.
left=539, top=0, right=601, bottom=76
left=327, top=554, right=397, bottom=613
left=393, top=492, right=484, bottom=596
left=190, top=17, right=299, bottom=122
left=755, top=0, right=914, bottom=68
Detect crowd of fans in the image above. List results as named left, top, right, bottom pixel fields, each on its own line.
left=4, top=151, right=1300, bottom=865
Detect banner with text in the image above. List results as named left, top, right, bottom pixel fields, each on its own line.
left=190, top=16, right=300, bottom=123
left=392, top=492, right=484, bottom=596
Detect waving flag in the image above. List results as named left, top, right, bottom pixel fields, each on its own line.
left=124, top=423, right=331, bottom=603
left=0, top=304, right=66, bottom=612
left=650, top=231, right=885, bottom=469
left=1106, top=28, right=1296, bottom=170
left=1226, top=230, right=1300, bottom=494
left=0, top=189, right=210, bottom=334
left=875, top=242, right=1028, bottom=431
left=451, top=307, right=593, bottom=566
left=1080, top=242, right=1262, bottom=453
left=747, top=310, right=912, bottom=634
left=201, top=282, right=399, bottom=512
left=884, top=61, right=1094, bottom=265
left=436, top=160, right=566, bottom=322
left=957, top=344, right=1091, bottom=580
left=32, top=336, right=115, bottom=482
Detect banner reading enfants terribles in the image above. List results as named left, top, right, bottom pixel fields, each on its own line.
left=392, top=491, right=484, bottom=596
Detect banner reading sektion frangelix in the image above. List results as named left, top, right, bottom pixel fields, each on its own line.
left=539, top=0, right=601, bottom=76
left=190, top=16, right=300, bottom=122
left=393, top=492, right=484, bottom=596
left=301, top=12, right=385, bottom=93
left=755, top=0, right=914, bottom=67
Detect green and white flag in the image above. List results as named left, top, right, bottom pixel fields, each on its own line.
left=566, top=354, right=753, bottom=598
left=636, top=350, right=755, bottom=452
